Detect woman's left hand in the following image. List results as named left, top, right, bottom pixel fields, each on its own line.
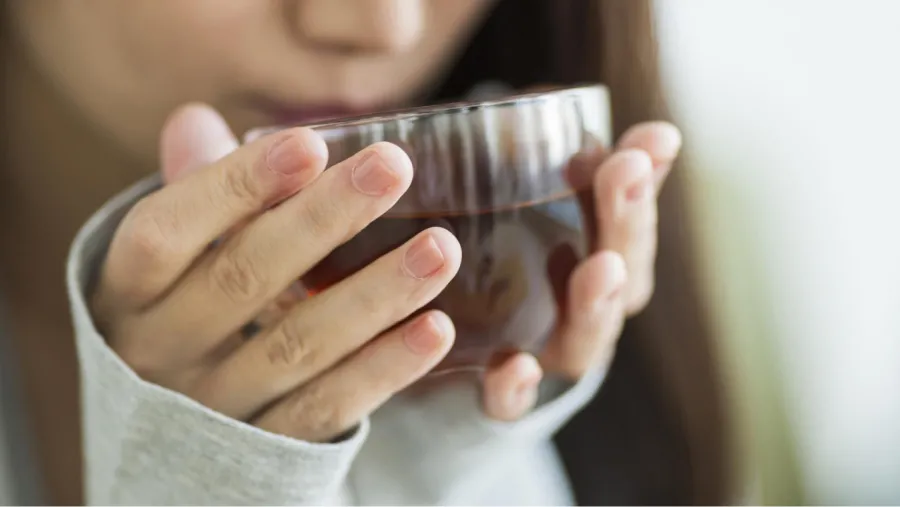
left=481, top=121, right=682, bottom=421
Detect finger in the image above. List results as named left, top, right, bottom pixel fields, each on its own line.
left=196, top=227, right=461, bottom=419
left=102, top=126, right=328, bottom=309
left=160, top=103, right=239, bottom=184
left=128, top=142, right=417, bottom=365
left=252, top=310, right=455, bottom=441
left=616, top=121, right=682, bottom=190
left=541, top=251, right=626, bottom=379
left=595, top=149, right=657, bottom=314
left=482, top=353, right=543, bottom=422
left=253, top=281, right=307, bottom=329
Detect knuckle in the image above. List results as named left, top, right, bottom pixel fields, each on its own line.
left=323, top=404, right=356, bottom=435
left=288, top=387, right=357, bottom=439
left=209, top=247, right=268, bottom=304
left=285, top=394, right=313, bottom=429
left=266, top=317, right=315, bottom=368
left=323, top=403, right=358, bottom=435
left=301, top=198, right=349, bottom=243
left=218, top=163, right=260, bottom=205
left=122, top=201, right=181, bottom=269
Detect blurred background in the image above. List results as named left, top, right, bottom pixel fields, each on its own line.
left=656, top=0, right=900, bottom=503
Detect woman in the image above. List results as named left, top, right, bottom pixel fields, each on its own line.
left=1, top=0, right=733, bottom=504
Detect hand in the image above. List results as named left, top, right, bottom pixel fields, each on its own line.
left=92, top=104, right=462, bottom=442
left=481, top=122, right=682, bottom=421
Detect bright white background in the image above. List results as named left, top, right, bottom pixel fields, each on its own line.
left=657, top=0, right=900, bottom=503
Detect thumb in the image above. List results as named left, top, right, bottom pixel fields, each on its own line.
left=159, top=103, right=239, bottom=184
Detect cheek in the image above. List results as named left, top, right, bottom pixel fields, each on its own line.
left=423, top=0, right=496, bottom=61
left=17, top=0, right=269, bottom=160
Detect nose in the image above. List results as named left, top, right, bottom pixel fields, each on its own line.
left=292, top=0, right=424, bottom=54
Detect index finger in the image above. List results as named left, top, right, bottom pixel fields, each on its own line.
left=101, top=124, right=328, bottom=309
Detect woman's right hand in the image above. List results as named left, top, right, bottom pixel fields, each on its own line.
left=91, top=104, right=461, bottom=442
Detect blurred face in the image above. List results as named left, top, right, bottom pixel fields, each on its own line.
left=11, top=0, right=494, bottom=159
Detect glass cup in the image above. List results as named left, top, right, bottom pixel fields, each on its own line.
left=246, top=84, right=612, bottom=374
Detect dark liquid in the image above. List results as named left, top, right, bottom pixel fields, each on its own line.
left=304, top=193, right=590, bottom=371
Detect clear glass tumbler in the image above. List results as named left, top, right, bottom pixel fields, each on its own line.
left=246, top=85, right=612, bottom=374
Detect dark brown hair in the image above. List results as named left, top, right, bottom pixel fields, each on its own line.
left=434, top=1, right=734, bottom=504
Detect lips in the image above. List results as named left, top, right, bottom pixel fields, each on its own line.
left=247, top=93, right=375, bottom=124
left=269, top=104, right=371, bottom=126
left=241, top=98, right=376, bottom=143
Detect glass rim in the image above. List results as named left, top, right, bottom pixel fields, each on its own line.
left=243, top=83, right=609, bottom=143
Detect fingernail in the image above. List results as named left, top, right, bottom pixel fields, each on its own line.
left=404, top=315, right=446, bottom=355
left=402, top=234, right=446, bottom=279
left=352, top=151, right=400, bottom=196
left=266, top=135, right=307, bottom=175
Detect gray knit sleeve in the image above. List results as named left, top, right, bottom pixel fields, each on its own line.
left=67, top=176, right=365, bottom=505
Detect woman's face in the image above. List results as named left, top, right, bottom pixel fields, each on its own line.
left=12, top=0, right=494, bottom=159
